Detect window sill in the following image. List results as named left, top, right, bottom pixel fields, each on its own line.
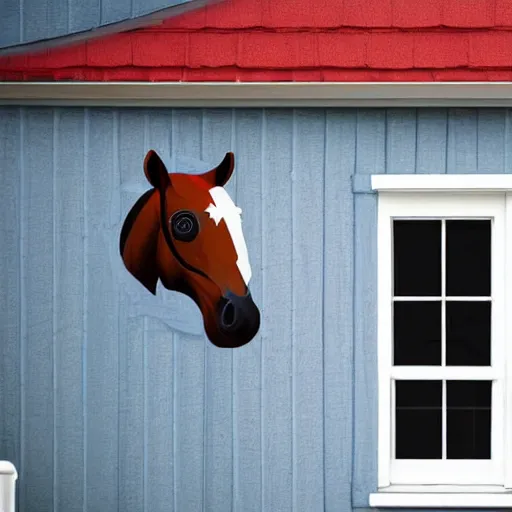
left=369, top=486, right=512, bottom=508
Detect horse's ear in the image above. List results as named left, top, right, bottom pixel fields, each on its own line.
left=202, top=152, right=235, bottom=187
left=144, top=150, right=171, bottom=190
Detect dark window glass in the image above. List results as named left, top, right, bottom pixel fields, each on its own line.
left=447, top=381, right=491, bottom=459
left=446, top=220, right=491, bottom=297
left=396, top=380, right=442, bottom=459
left=446, top=301, right=491, bottom=366
left=394, top=301, right=442, bottom=365
left=394, top=220, right=442, bottom=297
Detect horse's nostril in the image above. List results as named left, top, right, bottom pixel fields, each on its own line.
left=221, top=301, right=236, bottom=329
left=214, top=291, right=260, bottom=346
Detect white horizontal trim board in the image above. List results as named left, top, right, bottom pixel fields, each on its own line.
left=370, top=491, right=512, bottom=508
left=372, top=174, right=512, bottom=192
left=390, top=366, right=499, bottom=380
left=391, top=460, right=502, bottom=486
left=3, top=82, right=512, bottom=107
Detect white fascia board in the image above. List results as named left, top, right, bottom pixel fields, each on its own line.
left=372, top=174, right=512, bottom=192
left=2, top=82, right=512, bottom=107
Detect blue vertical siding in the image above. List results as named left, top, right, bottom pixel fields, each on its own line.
left=415, top=109, right=448, bottom=174
left=352, top=110, right=386, bottom=507
left=261, top=110, right=294, bottom=511
left=54, top=108, right=86, bottom=512
left=0, top=108, right=21, bottom=500
left=118, top=110, right=146, bottom=512
left=23, top=109, right=55, bottom=512
left=85, top=109, right=119, bottom=512
left=476, top=109, right=506, bottom=173
left=1, top=107, right=510, bottom=512
left=292, top=110, right=325, bottom=511
left=323, top=109, right=355, bottom=512
left=233, top=110, right=263, bottom=512
left=447, top=109, right=479, bottom=173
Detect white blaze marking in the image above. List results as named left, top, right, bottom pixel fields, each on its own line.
left=205, top=186, right=252, bottom=285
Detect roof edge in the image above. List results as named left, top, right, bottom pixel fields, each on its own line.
left=0, top=0, right=218, bottom=57
left=1, top=81, right=512, bottom=107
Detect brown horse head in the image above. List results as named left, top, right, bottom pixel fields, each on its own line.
left=119, top=150, right=260, bottom=348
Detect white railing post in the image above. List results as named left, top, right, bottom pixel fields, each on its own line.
left=0, top=462, right=18, bottom=512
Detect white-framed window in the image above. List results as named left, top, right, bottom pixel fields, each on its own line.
left=370, top=175, right=512, bottom=509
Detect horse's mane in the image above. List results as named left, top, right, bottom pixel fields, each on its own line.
left=119, top=188, right=156, bottom=257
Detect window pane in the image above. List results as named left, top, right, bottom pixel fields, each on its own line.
left=447, top=381, right=491, bottom=459
left=446, top=220, right=491, bottom=297
left=396, top=380, right=442, bottom=459
left=446, top=301, right=491, bottom=366
left=394, top=220, right=442, bottom=297
left=394, top=301, right=441, bottom=365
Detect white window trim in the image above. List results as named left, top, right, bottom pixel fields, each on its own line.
left=370, top=489, right=512, bottom=509
left=372, top=174, right=512, bottom=193
left=371, top=174, right=512, bottom=508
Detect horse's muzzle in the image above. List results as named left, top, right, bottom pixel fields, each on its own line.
left=216, top=290, right=260, bottom=347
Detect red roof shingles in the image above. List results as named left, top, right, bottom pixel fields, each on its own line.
left=496, top=0, right=512, bottom=26
left=2, top=0, right=512, bottom=82
left=442, top=0, right=495, bottom=27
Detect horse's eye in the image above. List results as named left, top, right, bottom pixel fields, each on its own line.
left=170, top=210, right=199, bottom=242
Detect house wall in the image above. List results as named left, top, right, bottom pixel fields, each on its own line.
left=0, top=106, right=510, bottom=512
left=0, top=0, right=199, bottom=52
